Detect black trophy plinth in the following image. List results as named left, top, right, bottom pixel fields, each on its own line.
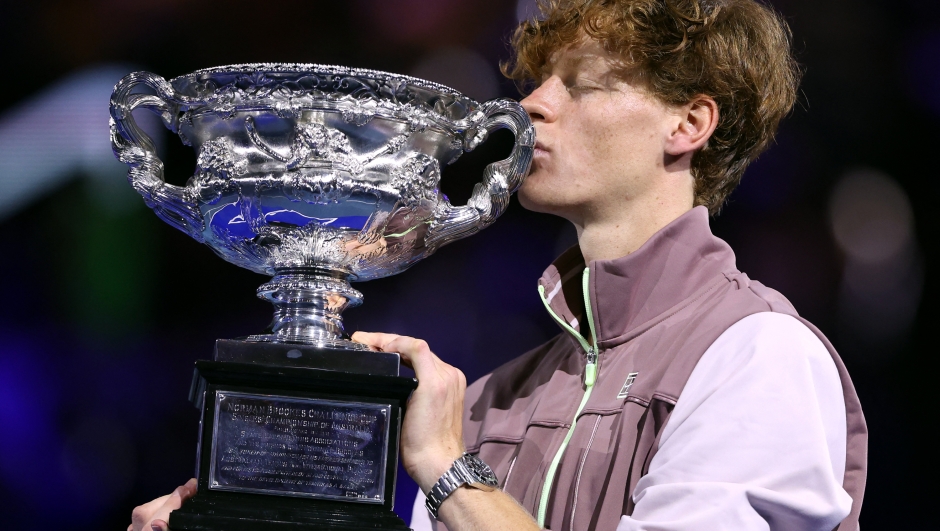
left=169, top=340, right=418, bottom=531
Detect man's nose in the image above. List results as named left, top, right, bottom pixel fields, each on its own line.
left=520, top=79, right=560, bottom=122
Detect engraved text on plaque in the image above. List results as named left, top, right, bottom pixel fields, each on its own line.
left=209, top=391, right=391, bottom=502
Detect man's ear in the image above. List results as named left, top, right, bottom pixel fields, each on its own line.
left=665, top=95, right=719, bottom=156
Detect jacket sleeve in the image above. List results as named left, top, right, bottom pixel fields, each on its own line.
left=617, top=312, right=853, bottom=531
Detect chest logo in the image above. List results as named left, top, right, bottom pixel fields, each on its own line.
left=617, top=372, right=639, bottom=399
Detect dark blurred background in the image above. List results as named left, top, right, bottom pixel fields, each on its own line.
left=0, top=0, right=935, bottom=529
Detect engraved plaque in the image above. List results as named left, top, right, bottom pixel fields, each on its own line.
left=209, top=391, right=391, bottom=503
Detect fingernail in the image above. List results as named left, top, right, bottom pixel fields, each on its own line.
left=151, top=523, right=166, bottom=531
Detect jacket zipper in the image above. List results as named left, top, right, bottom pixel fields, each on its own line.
left=570, top=416, right=603, bottom=530
left=502, top=454, right=518, bottom=489
left=535, top=267, right=598, bottom=528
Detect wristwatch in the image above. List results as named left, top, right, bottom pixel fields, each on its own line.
left=425, top=453, right=499, bottom=519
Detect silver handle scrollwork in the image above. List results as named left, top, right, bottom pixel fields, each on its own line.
left=109, top=71, right=205, bottom=241
left=425, top=98, right=534, bottom=250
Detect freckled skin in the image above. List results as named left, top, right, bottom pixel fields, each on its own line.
left=520, top=43, right=668, bottom=217
left=519, top=40, right=714, bottom=263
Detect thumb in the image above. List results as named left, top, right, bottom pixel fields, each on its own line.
left=149, top=479, right=196, bottom=530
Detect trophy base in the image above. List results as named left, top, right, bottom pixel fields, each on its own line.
left=245, top=333, right=375, bottom=353
left=169, top=341, right=417, bottom=531
left=214, top=338, right=400, bottom=375
left=169, top=493, right=411, bottom=531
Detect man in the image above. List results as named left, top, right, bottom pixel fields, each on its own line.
left=131, top=0, right=866, bottom=530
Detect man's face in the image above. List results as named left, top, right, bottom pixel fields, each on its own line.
left=518, top=39, right=685, bottom=226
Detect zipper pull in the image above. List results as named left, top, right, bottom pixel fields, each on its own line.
left=585, top=347, right=597, bottom=387
left=581, top=267, right=599, bottom=389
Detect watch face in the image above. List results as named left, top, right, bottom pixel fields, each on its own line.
left=464, top=455, right=499, bottom=487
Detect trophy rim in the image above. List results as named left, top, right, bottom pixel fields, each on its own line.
left=174, top=62, right=474, bottom=101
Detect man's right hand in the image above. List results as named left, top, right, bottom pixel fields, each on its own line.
left=128, top=479, right=196, bottom=531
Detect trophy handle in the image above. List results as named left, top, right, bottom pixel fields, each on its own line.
left=109, top=71, right=205, bottom=241
left=425, top=98, right=534, bottom=249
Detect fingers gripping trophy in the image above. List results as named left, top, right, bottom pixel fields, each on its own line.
left=110, top=64, right=533, bottom=531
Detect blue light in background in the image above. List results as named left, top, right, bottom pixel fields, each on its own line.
left=0, top=330, right=85, bottom=524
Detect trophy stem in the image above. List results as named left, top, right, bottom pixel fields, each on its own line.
left=248, top=268, right=369, bottom=350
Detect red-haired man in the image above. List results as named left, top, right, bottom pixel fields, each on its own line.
left=132, top=1, right=866, bottom=530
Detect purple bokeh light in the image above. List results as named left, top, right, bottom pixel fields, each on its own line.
left=904, top=31, right=940, bottom=116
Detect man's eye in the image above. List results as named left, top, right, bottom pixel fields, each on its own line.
left=567, top=84, right=598, bottom=94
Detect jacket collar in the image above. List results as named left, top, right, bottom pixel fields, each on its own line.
left=537, top=206, right=739, bottom=350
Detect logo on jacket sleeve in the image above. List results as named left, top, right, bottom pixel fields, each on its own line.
left=617, top=372, right=639, bottom=399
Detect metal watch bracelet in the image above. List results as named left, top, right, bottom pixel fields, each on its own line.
left=425, top=453, right=498, bottom=519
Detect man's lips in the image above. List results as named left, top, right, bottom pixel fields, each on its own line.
left=533, top=141, right=550, bottom=156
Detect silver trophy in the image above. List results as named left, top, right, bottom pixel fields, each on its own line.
left=110, top=64, right=533, bottom=531
left=111, top=63, right=533, bottom=350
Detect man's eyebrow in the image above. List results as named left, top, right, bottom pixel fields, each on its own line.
left=540, top=55, right=580, bottom=81
left=555, top=51, right=586, bottom=71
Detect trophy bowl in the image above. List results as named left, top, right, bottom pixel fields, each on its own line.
left=110, top=64, right=534, bottom=350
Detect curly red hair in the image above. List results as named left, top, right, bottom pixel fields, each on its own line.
left=503, top=0, right=801, bottom=213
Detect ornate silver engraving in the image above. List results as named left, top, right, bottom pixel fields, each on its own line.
left=390, top=154, right=441, bottom=208
left=197, top=138, right=248, bottom=178
left=109, top=64, right=534, bottom=350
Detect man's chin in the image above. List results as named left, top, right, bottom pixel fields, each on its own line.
left=517, top=189, right=549, bottom=213
left=517, top=189, right=568, bottom=217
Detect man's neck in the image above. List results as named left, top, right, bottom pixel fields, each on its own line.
left=574, top=196, right=694, bottom=264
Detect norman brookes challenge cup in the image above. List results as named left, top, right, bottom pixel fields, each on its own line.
left=109, top=64, right=533, bottom=531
